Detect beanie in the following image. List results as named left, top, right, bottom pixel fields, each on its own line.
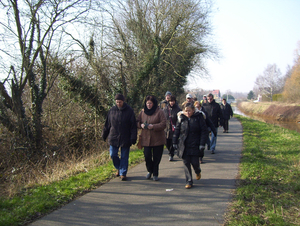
left=115, top=94, right=125, bottom=101
left=165, top=91, right=172, bottom=96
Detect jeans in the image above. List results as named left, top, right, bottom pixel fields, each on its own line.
left=109, top=145, right=130, bottom=176
left=210, top=127, right=218, bottom=151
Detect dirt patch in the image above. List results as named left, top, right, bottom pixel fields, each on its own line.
left=238, top=102, right=300, bottom=122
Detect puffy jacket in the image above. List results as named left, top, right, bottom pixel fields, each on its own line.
left=137, top=107, right=166, bottom=147
left=163, top=103, right=181, bottom=139
left=202, top=99, right=223, bottom=128
left=102, top=103, right=137, bottom=147
left=173, top=111, right=208, bottom=158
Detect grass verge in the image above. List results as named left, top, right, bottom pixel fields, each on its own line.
left=224, top=115, right=300, bottom=226
left=0, top=149, right=144, bottom=226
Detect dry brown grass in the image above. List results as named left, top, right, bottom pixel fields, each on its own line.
left=0, top=126, right=110, bottom=197
left=0, top=82, right=112, bottom=198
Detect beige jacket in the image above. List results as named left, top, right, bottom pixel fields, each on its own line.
left=137, top=107, right=166, bottom=147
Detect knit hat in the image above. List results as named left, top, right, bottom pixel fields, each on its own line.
left=186, top=94, right=193, bottom=99
left=165, top=91, right=172, bottom=97
left=115, top=94, right=125, bottom=101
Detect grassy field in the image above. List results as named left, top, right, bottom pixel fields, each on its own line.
left=224, top=115, right=300, bottom=225
left=0, top=150, right=144, bottom=226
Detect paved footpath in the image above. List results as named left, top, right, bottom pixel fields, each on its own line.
left=30, top=117, right=242, bottom=226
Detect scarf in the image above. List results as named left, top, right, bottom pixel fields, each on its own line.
left=144, top=98, right=158, bottom=116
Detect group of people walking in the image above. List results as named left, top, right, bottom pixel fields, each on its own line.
left=101, top=92, right=233, bottom=189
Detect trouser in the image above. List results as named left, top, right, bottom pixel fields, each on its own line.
left=109, top=145, right=130, bottom=176
left=210, top=127, right=218, bottom=151
left=223, top=120, right=229, bottom=131
left=143, top=145, right=164, bottom=177
left=166, top=139, right=175, bottom=157
left=182, top=154, right=201, bottom=185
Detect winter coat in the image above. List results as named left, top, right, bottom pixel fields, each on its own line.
left=102, top=103, right=137, bottom=147
left=200, top=107, right=217, bottom=137
left=173, top=111, right=208, bottom=158
left=202, top=99, right=223, bottom=128
left=163, top=103, right=181, bottom=139
left=137, top=107, right=166, bottom=147
left=220, top=103, right=233, bottom=120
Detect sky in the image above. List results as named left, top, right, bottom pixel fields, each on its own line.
left=186, top=0, right=300, bottom=94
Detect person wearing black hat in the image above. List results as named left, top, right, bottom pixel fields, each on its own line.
left=102, top=94, right=137, bottom=181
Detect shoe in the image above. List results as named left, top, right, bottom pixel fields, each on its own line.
left=169, top=156, right=173, bottom=161
left=211, top=150, right=215, bottom=154
left=121, top=176, right=127, bottom=181
left=199, top=157, right=203, bottom=164
left=226, top=130, right=229, bottom=133
left=185, top=184, right=192, bottom=189
left=196, top=172, right=201, bottom=180
left=223, top=130, right=226, bottom=133
left=153, top=176, right=158, bottom=181
left=146, top=172, right=152, bottom=179
left=115, top=170, right=120, bottom=177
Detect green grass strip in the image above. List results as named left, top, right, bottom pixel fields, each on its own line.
left=0, top=149, right=144, bottom=226
left=224, top=115, right=300, bottom=226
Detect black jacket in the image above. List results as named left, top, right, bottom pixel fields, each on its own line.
left=173, top=111, right=208, bottom=158
left=163, top=103, right=181, bottom=139
left=202, top=99, right=223, bottom=128
left=102, top=103, right=137, bottom=147
left=200, top=107, right=217, bottom=137
left=220, top=103, right=233, bottom=120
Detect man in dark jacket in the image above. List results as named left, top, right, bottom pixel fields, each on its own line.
left=102, top=94, right=137, bottom=181
left=220, top=98, right=233, bottom=133
left=202, top=93, right=223, bottom=154
left=163, top=95, right=181, bottom=161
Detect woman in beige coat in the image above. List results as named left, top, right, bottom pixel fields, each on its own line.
left=137, top=95, right=166, bottom=181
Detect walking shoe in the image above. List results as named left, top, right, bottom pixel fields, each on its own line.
left=211, top=150, right=215, bottom=154
left=153, top=176, right=158, bottom=181
left=223, top=130, right=226, bottom=133
left=146, top=172, right=152, bottom=179
left=196, top=172, right=201, bottom=180
left=115, top=170, right=120, bottom=177
left=185, top=184, right=192, bottom=189
left=199, top=157, right=203, bottom=164
left=169, top=156, right=173, bottom=161
left=121, top=176, right=127, bottom=181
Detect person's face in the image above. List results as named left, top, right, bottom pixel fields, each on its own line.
left=195, top=104, right=201, bottom=110
left=169, top=100, right=175, bottom=107
left=208, top=96, right=213, bottom=103
left=186, top=98, right=193, bottom=103
left=116, top=100, right=124, bottom=109
left=222, top=100, right=226, bottom=105
left=146, top=100, right=154, bottom=109
left=166, top=95, right=171, bottom=101
left=185, top=107, right=195, bottom=118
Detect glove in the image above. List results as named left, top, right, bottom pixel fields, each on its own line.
left=199, top=146, right=205, bottom=152
left=131, top=139, right=136, bottom=145
left=173, top=144, right=178, bottom=150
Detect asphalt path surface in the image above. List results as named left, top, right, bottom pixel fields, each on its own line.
left=30, top=117, right=242, bottom=226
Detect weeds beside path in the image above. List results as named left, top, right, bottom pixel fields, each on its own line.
left=0, top=150, right=144, bottom=226
left=224, top=115, right=300, bottom=225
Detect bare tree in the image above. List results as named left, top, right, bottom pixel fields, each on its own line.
left=104, top=0, right=214, bottom=109
left=254, top=64, right=284, bottom=101
left=0, top=0, right=94, bottom=151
